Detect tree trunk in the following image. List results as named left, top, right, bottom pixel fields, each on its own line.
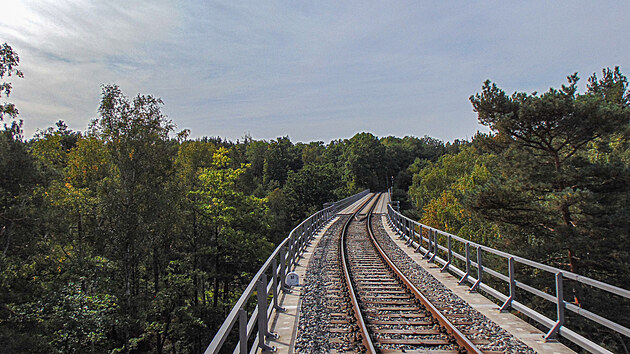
left=193, top=210, right=198, bottom=306
left=213, top=225, right=220, bottom=308
left=154, top=246, right=160, bottom=294
left=2, top=224, right=10, bottom=256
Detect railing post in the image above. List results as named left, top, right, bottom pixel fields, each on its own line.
left=257, top=275, right=277, bottom=352
left=425, top=229, right=432, bottom=259
left=429, top=231, right=437, bottom=262
left=286, top=240, right=293, bottom=272
left=304, top=221, right=310, bottom=248
left=545, top=272, right=565, bottom=341
left=441, top=235, right=452, bottom=272
left=470, top=246, right=482, bottom=292
left=415, top=225, right=423, bottom=253
left=458, top=242, right=471, bottom=285
left=272, top=259, right=285, bottom=312
left=499, top=257, right=515, bottom=312
left=402, top=218, right=407, bottom=240
left=411, top=224, right=420, bottom=246
left=290, top=237, right=297, bottom=269
left=398, top=218, right=405, bottom=240
left=297, top=225, right=304, bottom=257
left=308, top=217, right=313, bottom=241
left=239, top=308, right=248, bottom=354
left=279, top=246, right=290, bottom=293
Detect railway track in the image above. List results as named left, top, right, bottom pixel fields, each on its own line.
left=341, top=193, right=482, bottom=353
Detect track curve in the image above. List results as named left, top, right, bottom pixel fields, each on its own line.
left=341, top=193, right=482, bottom=353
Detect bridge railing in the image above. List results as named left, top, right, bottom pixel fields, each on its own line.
left=204, top=189, right=369, bottom=354
left=386, top=203, right=630, bottom=354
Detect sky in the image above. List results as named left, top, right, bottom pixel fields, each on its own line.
left=1, top=1, right=629, bottom=143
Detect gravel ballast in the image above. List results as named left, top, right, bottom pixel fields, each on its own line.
left=372, top=214, right=536, bottom=354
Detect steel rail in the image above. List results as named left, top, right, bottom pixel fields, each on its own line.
left=340, top=193, right=378, bottom=354
left=367, top=194, right=483, bottom=354
left=386, top=202, right=626, bottom=353
left=205, top=190, right=369, bottom=354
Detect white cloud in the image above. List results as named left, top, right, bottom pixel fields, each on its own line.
left=1, top=1, right=629, bottom=142
left=1, top=0, right=180, bottom=133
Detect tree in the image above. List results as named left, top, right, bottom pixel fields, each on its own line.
left=90, top=84, right=179, bottom=351
left=381, top=135, right=447, bottom=209
left=344, top=132, right=387, bottom=191
left=469, top=71, right=629, bottom=276
left=0, top=43, right=23, bottom=122
left=191, top=147, right=271, bottom=310
left=263, top=136, right=302, bottom=189
left=409, top=146, right=499, bottom=245
left=283, top=163, right=342, bottom=221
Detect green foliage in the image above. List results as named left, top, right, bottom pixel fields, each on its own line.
left=15, top=281, right=118, bottom=353
left=262, top=136, right=302, bottom=189
left=468, top=70, right=630, bottom=276
left=407, top=69, right=630, bottom=351
left=344, top=132, right=387, bottom=191
left=0, top=42, right=23, bottom=122
left=11, top=39, right=628, bottom=351
left=464, top=69, right=629, bottom=351
left=409, top=146, right=499, bottom=245
left=284, top=163, right=343, bottom=221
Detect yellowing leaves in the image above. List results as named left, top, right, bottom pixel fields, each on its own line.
left=412, top=146, right=500, bottom=245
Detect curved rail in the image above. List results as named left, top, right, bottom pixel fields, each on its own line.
left=367, top=194, right=482, bottom=353
left=340, top=193, right=378, bottom=353
left=342, top=192, right=481, bottom=353
left=204, top=190, right=369, bottom=354
left=386, top=201, right=629, bottom=354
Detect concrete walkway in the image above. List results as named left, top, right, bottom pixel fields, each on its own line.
left=266, top=215, right=337, bottom=353
left=266, top=192, right=574, bottom=354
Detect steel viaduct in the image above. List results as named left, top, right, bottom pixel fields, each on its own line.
left=204, top=190, right=629, bottom=354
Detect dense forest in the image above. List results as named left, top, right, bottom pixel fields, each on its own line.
left=410, top=69, right=630, bottom=352
left=1, top=43, right=629, bottom=352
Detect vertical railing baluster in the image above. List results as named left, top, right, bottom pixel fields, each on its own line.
left=458, top=242, right=470, bottom=285
left=239, top=308, right=248, bottom=354
left=470, top=246, right=482, bottom=292
left=425, top=229, right=432, bottom=259
left=429, top=231, right=437, bottom=262
left=280, top=246, right=289, bottom=292
left=411, top=223, right=420, bottom=246
left=415, top=225, right=423, bottom=253
left=256, top=275, right=276, bottom=351
left=500, top=257, right=515, bottom=312
left=272, top=259, right=285, bottom=312
left=545, top=272, right=565, bottom=340
left=441, top=235, right=451, bottom=272
left=407, top=219, right=413, bottom=245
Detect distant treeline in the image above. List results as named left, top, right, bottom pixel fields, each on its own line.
left=1, top=81, right=463, bottom=352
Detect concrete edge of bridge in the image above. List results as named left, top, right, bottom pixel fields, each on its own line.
left=266, top=215, right=340, bottom=353
left=379, top=214, right=576, bottom=354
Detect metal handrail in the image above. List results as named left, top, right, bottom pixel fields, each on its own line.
left=386, top=203, right=629, bottom=354
left=204, top=189, right=369, bottom=354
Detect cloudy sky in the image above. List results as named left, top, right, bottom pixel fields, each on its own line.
left=1, top=1, right=629, bottom=142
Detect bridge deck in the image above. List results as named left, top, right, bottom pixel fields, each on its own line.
left=373, top=191, right=389, bottom=214
left=377, top=213, right=575, bottom=354
left=337, top=192, right=373, bottom=214
left=267, top=193, right=574, bottom=353
left=267, top=215, right=339, bottom=353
